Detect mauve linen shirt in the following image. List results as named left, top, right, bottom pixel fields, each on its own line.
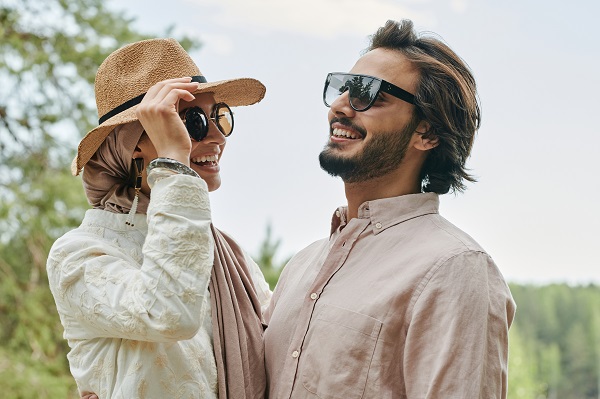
left=264, top=193, right=516, bottom=399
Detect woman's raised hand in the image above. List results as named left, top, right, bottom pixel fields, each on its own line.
left=135, top=77, right=199, bottom=166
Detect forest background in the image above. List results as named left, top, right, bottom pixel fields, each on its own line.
left=0, top=1, right=598, bottom=399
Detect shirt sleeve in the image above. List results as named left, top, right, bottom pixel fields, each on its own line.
left=47, top=174, right=214, bottom=343
left=403, top=250, right=516, bottom=399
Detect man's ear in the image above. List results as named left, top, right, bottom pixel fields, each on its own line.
left=413, top=121, right=439, bottom=151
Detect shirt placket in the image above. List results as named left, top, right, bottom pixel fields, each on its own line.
left=280, top=218, right=370, bottom=398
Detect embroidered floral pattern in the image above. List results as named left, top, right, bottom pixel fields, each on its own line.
left=46, top=176, right=219, bottom=398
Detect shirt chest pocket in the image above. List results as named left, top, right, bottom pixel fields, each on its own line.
left=298, top=304, right=383, bottom=399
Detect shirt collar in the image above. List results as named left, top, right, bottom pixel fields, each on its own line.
left=330, top=192, right=439, bottom=236
left=83, top=208, right=148, bottom=233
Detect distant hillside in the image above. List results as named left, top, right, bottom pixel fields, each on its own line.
left=508, top=283, right=600, bottom=399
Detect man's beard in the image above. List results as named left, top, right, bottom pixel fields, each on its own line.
left=319, top=118, right=417, bottom=183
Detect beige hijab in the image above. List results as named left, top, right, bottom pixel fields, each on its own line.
left=82, top=121, right=149, bottom=214
left=211, top=226, right=266, bottom=398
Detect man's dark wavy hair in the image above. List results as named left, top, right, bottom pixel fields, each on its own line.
left=368, top=19, right=481, bottom=194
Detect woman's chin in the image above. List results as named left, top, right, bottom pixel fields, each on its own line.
left=190, top=163, right=221, bottom=192
left=203, top=175, right=221, bottom=192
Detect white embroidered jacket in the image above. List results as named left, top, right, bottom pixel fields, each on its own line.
left=46, top=175, right=271, bottom=398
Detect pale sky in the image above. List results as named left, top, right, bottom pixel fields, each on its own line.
left=110, top=0, right=599, bottom=284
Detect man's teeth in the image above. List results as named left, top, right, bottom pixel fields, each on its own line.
left=332, top=128, right=360, bottom=139
left=191, top=155, right=218, bottom=164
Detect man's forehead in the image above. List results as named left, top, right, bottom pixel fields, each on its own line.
left=350, top=48, right=419, bottom=93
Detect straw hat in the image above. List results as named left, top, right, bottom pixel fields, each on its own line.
left=71, top=38, right=266, bottom=176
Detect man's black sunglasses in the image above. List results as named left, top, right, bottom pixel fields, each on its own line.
left=323, top=72, right=415, bottom=112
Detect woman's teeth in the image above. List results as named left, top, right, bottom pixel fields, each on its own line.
left=332, top=128, right=360, bottom=139
left=191, top=155, right=218, bottom=164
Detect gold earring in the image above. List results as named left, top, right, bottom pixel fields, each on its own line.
left=126, top=158, right=144, bottom=226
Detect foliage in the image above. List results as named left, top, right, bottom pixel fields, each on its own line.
left=1, top=2, right=599, bottom=399
left=0, top=0, right=198, bottom=397
left=507, top=283, right=600, bottom=399
left=254, top=222, right=290, bottom=289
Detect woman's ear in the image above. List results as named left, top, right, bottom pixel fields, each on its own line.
left=132, top=132, right=149, bottom=159
left=132, top=145, right=143, bottom=159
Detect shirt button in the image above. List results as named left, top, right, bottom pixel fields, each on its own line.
left=310, top=293, right=318, bottom=300
left=375, top=222, right=382, bottom=229
left=292, top=350, right=300, bottom=358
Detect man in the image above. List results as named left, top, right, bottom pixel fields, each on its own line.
left=263, top=19, right=516, bottom=399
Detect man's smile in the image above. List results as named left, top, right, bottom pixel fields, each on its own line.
left=331, top=127, right=361, bottom=140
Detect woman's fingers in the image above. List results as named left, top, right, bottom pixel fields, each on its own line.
left=135, top=78, right=202, bottom=165
left=149, top=81, right=199, bottom=109
left=144, top=77, right=193, bottom=99
left=136, top=79, right=199, bottom=124
left=137, top=89, right=196, bottom=119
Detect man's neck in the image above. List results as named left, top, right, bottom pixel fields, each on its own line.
left=343, top=170, right=422, bottom=220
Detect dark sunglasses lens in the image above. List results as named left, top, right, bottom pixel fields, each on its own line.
left=324, top=74, right=380, bottom=111
left=184, top=107, right=208, bottom=141
left=347, top=75, right=379, bottom=111
left=214, top=103, right=234, bottom=137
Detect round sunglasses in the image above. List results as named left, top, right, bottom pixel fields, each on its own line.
left=323, top=72, right=415, bottom=112
left=180, top=102, right=234, bottom=141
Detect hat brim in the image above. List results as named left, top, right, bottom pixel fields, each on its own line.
left=71, top=77, right=266, bottom=176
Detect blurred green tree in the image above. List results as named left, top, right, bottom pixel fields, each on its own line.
left=507, top=323, right=544, bottom=399
left=254, top=222, right=290, bottom=289
left=509, top=283, right=600, bottom=399
left=0, top=0, right=198, bottom=397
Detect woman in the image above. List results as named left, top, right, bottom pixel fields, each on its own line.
left=46, top=38, right=270, bottom=398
